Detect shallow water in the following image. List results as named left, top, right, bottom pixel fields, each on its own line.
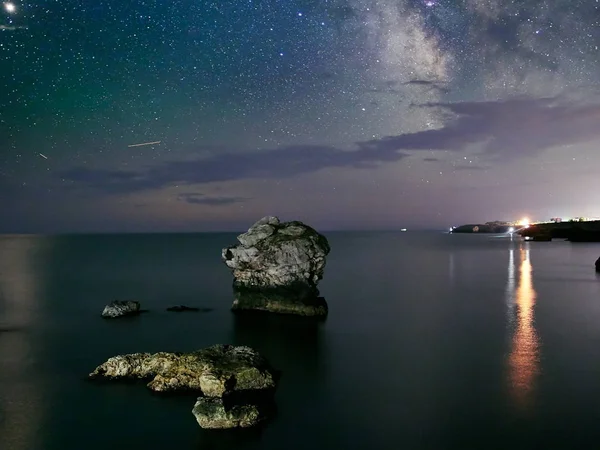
left=1, top=232, right=600, bottom=449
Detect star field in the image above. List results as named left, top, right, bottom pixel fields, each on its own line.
left=1, top=0, right=600, bottom=232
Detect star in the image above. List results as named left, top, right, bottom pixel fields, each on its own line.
left=3, top=2, right=16, bottom=13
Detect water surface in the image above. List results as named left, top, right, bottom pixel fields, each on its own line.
left=1, top=232, right=600, bottom=449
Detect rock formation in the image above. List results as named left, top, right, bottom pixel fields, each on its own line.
left=89, top=344, right=279, bottom=428
left=222, top=216, right=330, bottom=316
left=192, top=392, right=275, bottom=429
left=101, top=300, right=141, bottom=318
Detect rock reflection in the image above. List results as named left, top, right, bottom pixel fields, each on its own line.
left=231, top=312, right=328, bottom=403
left=507, top=245, right=539, bottom=408
left=0, top=236, right=45, bottom=449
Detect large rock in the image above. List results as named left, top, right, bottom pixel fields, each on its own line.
left=222, top=216, right=330, bottom=316
left=89, top=344, right=278, bottom=396
left=101, top=300, right=141, bottom=318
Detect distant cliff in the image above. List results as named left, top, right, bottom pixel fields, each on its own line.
left=451, top=224, right=512, bottom=234
left=518, top=221, right=600, bottom=242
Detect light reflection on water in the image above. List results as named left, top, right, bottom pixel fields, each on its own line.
left=507, top=244, right=540, bottom=409
left=0, top=237, right=44, bottom=450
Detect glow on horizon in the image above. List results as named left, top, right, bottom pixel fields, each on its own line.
left=518, top=218, right=530, bottom=228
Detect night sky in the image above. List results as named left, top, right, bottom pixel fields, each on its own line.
left=1, top=0, right=599, bottom=233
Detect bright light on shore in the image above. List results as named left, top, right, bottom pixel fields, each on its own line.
left=518, top=218, right=530, bottom=228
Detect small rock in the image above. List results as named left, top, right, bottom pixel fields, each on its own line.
left=166, top=305, right=201, bottom=312
left=101, top=300, right=141, bottom=319
left=192, top=396, right=268, bottom=429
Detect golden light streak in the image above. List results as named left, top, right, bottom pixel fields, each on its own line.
left=508, top=246, right=539, bottom=408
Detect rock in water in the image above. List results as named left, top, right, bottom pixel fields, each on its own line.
left=232, top=287, right=328, bottom=317
left=166, top=305, right=202, bottom=312
left=101, top=300, right=141, bottom=318
left=89, top=344, right=278, bottom=396
left=596, top=257, right=600, bottom=272
left=192, top=396, right=271, bottom=429
left=222, top=216, right=330, bottom=316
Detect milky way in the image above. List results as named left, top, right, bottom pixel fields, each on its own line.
left=1, top=0, right=599, bottom=232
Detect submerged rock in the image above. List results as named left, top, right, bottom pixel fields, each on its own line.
left=89, top=344, right=278, bottom=396
left=232, top=287, right=328, bottom=317
left=596, top=257, right=600, bottom=272
left=222, top=216, right=330, bottom=316
left=166, top=305, right=202, bottom=312
left=192, top=395, right=273, bottom=429
left=101, top=300, right=141, bottom=318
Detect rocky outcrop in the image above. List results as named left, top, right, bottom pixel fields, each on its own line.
left=596, top=257, right=600, bottom=272
left=101, top=300, right=141, bottom=318
left=89, top=344, right=280, bottom=429
left=192, top=393, right=274, bottom=429
left=222, top=216, right=330, bottom=316
left=89, top=344, right=278, bottom=395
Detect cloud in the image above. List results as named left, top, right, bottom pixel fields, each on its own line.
left=60, top=94, right=600, bottom=196
left=0, top=25, right=28, bottom=30
left=60, top=144, right=410, bottom=194
left=358, top=95, right=600, bottom=160
left=177, top=193, right=249, bottom=206
left=453, top=165, right=489, bottom=171
left=403, top=79, right=450, bottom=94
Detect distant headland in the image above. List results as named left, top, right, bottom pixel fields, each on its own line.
left=449, top=217, right=600, bottom=242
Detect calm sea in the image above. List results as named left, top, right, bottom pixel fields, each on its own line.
left=1, top=232, right=600, bottom=449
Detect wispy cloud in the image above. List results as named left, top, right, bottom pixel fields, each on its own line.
left=60, top=144, right=410, bottom=194
left=359, top=95, right=600, bottom=160
left=177, top=193, right=249, bottom=206
left=59, top=95, right=600, bottom=195
left=453, top=165, right=489, bottom=171
left=0, top=25, right=28, bottom=30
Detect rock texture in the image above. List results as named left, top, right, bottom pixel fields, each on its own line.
left=101, top=300, right=141, bottom=318
left=89, top=344, right=279, bottom=429
left=89, top=344, right=278, bottom=396
left=222, top=216, right=330, bottom=316
left=192, top=395, right=272, bottom=429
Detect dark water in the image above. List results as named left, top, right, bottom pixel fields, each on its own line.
left=2, top=232, right=600, bottom=450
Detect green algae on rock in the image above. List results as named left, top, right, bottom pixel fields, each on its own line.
left=192, top=395, right=273, bottom=429
left=88, top=344, right=278, bottom=396
left=232, top=285, right=328, bottom=317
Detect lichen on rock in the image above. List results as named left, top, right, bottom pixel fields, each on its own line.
left=89, top=344, right=278, bottom=396
left=192, top=393, right=275, bottom=429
